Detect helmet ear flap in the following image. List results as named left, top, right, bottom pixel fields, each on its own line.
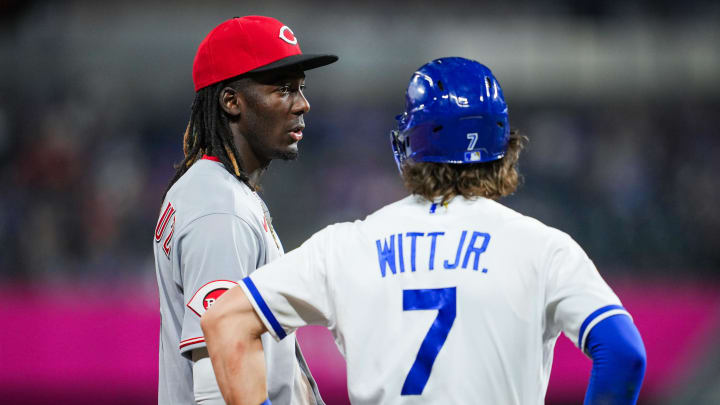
left=390, top=129, right=408, bottom=173
left=391, top=112, right=412, bottom=173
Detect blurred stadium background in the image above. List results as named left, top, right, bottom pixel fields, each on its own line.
left=1, top=0, right=719, bottom=404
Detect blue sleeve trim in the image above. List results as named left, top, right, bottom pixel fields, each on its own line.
left=242, top=277, right=287, bottom=340
left=578, top=304, right=625, bottom=349
left=260, top=399, right=272, bottom=405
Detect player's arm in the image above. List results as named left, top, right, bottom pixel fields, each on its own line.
left=203, top=225, right=338, bottom=405
left=583, top=314, right=646, bottom=405
left=177, top=214, right=265, bottom=404
left=543, top=231, right=646, bottom=404
left=201, top=284, right=270, bottom=405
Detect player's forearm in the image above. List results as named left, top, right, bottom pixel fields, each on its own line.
left=211, top=335, right=266, bottom=405
left=584, top=315, right=646, bottom=405
left=201, top=287, right=269, bottom=405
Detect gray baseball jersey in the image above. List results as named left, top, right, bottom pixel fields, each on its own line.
left=153, top=156, right=322, bottom=405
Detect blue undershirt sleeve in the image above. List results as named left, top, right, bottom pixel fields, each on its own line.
left=583, top=314, right=647, bottom=405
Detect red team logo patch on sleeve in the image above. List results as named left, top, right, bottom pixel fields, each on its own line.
left=202, top=288, right=227, bottom=310
left=187, top=280, right=238, bottom=317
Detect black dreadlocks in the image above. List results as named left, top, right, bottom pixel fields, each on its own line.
left=164, top=80, right=250, bottom=199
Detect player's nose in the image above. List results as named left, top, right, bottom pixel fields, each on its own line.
left=293, top=90, right=310, bottom=115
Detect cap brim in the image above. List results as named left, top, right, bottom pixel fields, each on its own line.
left=249, top=54, right=339, bottom=73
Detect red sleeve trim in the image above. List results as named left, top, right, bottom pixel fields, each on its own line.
left=179, top=336, right=205, bottom=349
left=202, top=155, right=220, bottom=162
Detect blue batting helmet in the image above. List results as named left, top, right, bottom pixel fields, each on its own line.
left=390, top=57, right=510, bottom=170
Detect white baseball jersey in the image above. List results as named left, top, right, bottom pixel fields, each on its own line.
left=241, top=195, right=631, bottom=404
left=153, top=156, right=322, bottom=405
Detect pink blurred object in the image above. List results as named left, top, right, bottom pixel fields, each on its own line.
left=297, top=326, right=350, bottom=405
left=1, top=280, right=159, bottom=403
left=1, top=277, right=718, bottom=404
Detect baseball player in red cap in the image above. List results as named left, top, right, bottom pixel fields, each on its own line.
left=153, top=16, right=337, bottom=405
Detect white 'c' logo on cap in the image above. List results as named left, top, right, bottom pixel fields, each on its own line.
left=279, top=26, right=298, bottom=45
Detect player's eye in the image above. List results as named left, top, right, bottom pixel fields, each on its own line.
left=299, top=84, right=306, bottom=92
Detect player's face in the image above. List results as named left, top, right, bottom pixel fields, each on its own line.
left=237, top=68, right=309, bottom=163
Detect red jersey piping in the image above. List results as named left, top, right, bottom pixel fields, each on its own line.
left=179, top=336, right=205, bottom=349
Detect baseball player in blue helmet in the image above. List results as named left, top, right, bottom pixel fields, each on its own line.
left=391, top=57, right=509, bottom=167
left=201, top=57, right=646, bottom=405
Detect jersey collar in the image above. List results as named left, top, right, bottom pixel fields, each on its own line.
left=202, top=155, right=220, bottom=162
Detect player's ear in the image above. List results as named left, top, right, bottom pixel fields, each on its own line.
left=219, top=87, right=244, bottom=118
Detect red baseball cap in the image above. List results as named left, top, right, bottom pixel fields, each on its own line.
left=192, top=16, right=338, bottom=91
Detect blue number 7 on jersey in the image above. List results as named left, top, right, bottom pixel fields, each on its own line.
left=401, top=287, right=457, bottom=395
